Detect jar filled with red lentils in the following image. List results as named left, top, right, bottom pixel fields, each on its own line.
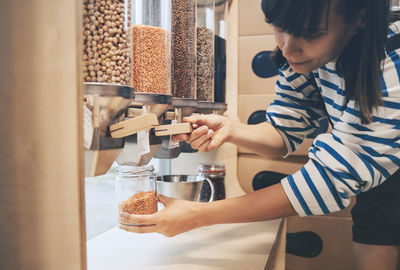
left=131, top=0, right=172, bottom=95
left=116, top=164, right=157, bottom=225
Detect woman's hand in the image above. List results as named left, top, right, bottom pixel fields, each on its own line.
left=172, top=114, right=233, bottom=152
left=119, top=195, right=207, bottom=237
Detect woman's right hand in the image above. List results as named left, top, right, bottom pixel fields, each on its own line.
left=172, top=114, right=233, bottom=152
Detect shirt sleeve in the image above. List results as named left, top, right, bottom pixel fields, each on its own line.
left=266, top=66, right=328, bottom=156
left=280, top=51, right=400, bottom=216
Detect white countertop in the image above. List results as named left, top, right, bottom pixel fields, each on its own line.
left=87, top=220, right=282, bottom=270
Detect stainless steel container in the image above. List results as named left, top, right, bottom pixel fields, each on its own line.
left=157, top=175, right=214, bottom=202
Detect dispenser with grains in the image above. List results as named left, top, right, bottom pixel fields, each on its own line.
left=196, top=0, right=215, bottom=102
left=82, top=0, right=131, bottom=85
left=172, top=0, right=197, bottom=99
left=116, top=165, right=158, bottom=225
left=214, top=0, right=227, bottom=103
left=131, top=0, right=172, bottom=95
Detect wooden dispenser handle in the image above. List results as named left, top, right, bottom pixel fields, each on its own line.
left=109, top=113, right=159, bottom=138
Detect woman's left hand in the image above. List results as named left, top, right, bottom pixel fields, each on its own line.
left=119, top=195, right=207, bottom=237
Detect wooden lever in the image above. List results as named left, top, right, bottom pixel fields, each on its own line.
left=154, top=122, right=193, bottom=136
left=109, top=113, right=159, bottom=138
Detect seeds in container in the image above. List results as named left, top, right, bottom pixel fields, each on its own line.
left=131, top=25, right=170, bottom=94
left=82, top=0, right=131, bottom=85
left=172, top=0, right=197, bottom=99
left=119, top=191, right=157, bottom=216
left=196, top=26, right=214, bottom=101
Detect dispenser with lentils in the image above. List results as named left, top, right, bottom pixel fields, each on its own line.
left=82, top=0, right=131, bottom=85
left=172, top=0, right=197, bottom=99
left=196, top=0, right=215, bottom=102
left=131, top=0, right=172, bottom=95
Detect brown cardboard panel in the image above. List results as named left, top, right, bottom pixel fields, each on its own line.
left=237, top=154, right=308, bottom=193
left=237, top=94, right=312, bottom=156
left=286, top=215, right=353, bottom=270
left=239, top=35, right=278, bottom=95
left=238, top=94, right=276, bottom=124
left=239, top=0, right=274, bottom=36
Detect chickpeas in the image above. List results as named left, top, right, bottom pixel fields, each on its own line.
left=82, top=0, right=131, bottom=85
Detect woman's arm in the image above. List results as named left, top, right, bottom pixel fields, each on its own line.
left=119, top=183, right=296, bottom=237
left=228, top=121, right=287, bottom=158
left=172, top=114, right=287, bottom=158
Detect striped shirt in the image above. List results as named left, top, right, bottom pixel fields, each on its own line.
left=266, top=22, right=400, bottom=216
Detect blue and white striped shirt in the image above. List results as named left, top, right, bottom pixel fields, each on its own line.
left=266, top=22, right=400, bottom=216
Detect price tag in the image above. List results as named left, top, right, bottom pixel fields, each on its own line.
left=83, top=105, right=94, bottom=150
left=137, top=129, right=150, bottom=156
left=168, top=120, right=180, bottom=149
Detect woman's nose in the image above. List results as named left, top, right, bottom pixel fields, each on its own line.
left=281, top=34, right=302, bottom=59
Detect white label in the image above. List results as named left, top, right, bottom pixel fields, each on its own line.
left=137, top=129, right=150, bottom=156
left=83, top=105, right=94, bottom=150
left=168, top=119, right=180, bottom=149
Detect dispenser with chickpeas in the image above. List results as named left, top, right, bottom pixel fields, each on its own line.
left=82, top=0, right=228, bottom=225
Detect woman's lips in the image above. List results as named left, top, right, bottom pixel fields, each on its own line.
left=288, top=60, right=311, bottom=67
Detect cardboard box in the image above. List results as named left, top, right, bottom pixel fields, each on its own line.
left=237, top=154, right=308, bottom=193
left=286, top=215, right=354, bottom=270
left=237, top=94, right=312, bottom=156
left=239, top=0, right=274, bottom=36
left=239, top=35, right=278, bottom=95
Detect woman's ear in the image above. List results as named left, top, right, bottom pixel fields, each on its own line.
left=357, top=9, right=366, bottom=30
left=351, top=9, right=366, bottom=35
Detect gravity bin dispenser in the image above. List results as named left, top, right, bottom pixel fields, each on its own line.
left=83, top=0, right=227, bottom=176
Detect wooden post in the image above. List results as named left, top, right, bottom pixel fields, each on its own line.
left=0, top=1, right=86, bottom=269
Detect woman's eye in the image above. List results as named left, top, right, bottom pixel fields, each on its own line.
left=302, top=32, right=324, bottom=40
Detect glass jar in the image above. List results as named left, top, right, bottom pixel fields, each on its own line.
left=116, top=165, right=157, bottom=225
left=214, top=0, right=226, bottom=103
left=197, top=163, right=226, bottom=201
left=82, top=0, right=131, bottom=85
left=131, top=0, right=172, bottom=95
left=196, top=0, right=215, bottom=102
left=171, top=0, right=197, bottom=99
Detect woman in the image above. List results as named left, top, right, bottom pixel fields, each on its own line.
left=121, top=0, right=400, bottom=268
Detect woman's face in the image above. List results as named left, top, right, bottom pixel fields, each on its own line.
left=272, top=5, right=362, bottom=73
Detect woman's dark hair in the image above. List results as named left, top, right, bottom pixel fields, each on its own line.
left=262, top=0, right=391, bottom=124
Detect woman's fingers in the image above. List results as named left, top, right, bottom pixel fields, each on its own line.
left=171, top=134, right=188, bottom=142
left=183, top=114, right=209, bottom=126
left=119, top=212, right=157, bottom=226
left=157, top=194, right=171, bottom=205
left=187, top=125, right=209, bottom=143
left=119, top=224, right=157, bottom=234
left=190, top=130, right=213, bottom=149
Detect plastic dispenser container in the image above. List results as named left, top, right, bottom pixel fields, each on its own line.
left=82, top=0, right=131, bottom=85
left=196, top=0, right=215, bottom=102
left=171, top=0, right=197, bottom=100
left=131, top=0, right=172, bottom=95
left=214, top=0, right=226, bottom=103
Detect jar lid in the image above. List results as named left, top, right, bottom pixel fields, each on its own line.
left=197, top=163, right=226, bottom=174
left=118, top=164, right=155, bottom=175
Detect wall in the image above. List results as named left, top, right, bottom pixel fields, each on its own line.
left=0, top=1, right=86, bottom=269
